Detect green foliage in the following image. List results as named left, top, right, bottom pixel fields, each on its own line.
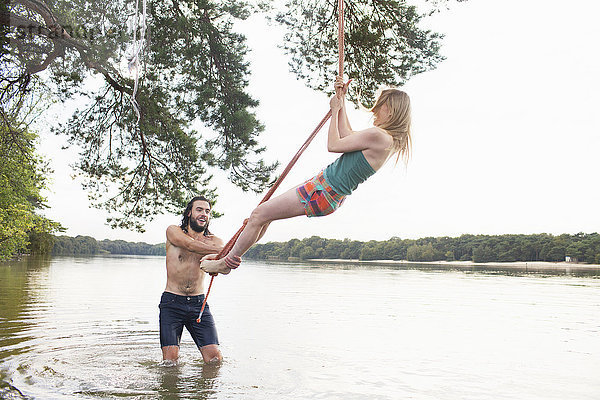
left=246, top=233, right=600, bottom=264
left=471, top=245, right=494, bottom=263
left=52, top=235, right=99, bottom=255
left=20, top=231, right=600, bottom=265
left=5, top=0, right=278, bottom=231
left=299, top=245, right=314, bottom=259
left=360, top=240, right=385, bottom=260
left=98, top=239, right=166, bottom=256
left=28, top=232, right=56, bottom=255
left=50, top=235, right=166, bottom=256
left=0, top=91, right=62, bottom=260
left=406, top=243, right=441, bottom=261
left=4, top=0, right=454, bottom=232
left=276, top=0, right=445, bottom=106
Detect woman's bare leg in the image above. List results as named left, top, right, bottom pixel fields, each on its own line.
left=201, top=186, right=305, bottom=274
left=230, top=186, right=305, bottom=256
left=256, top=222, right=271, bottom=243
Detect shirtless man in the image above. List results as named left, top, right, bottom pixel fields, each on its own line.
left=160, top=196, right=240, bottom=364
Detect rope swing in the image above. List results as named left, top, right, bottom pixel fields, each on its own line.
left=197, top=0, right=347, bottom=322
left=128, top=0, right=147, bottom=123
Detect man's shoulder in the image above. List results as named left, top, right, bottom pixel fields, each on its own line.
left=166, top=225, right=187, bottom=246
left=166, top=225, right=186, bottom=236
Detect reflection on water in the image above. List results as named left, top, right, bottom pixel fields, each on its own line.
left=289, top=259, right=600, bottom=277
left=0, top=256, right=51, bottom=399
left=0, top=256, right=52, bottom=361
left=1, top=255, right=599, bottom=400
left=155, top=361, right=221, bottom=400
left=0, top=255, right=227, bottom=400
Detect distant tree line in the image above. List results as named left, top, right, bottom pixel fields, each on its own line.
left=245, top=233, right=600, bottom=264
left=27, top=234, right=166, bottom=256
left=24, top=232, right=600, bottom=264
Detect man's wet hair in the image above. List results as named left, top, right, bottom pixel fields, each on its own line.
left=180, top=196, right=212, bottom=236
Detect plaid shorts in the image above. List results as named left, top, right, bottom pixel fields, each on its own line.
left=296, top=171, right=346, bottom=217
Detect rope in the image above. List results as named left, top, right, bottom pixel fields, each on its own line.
left=338, top=0, right=345, bottom=78
left=198, top=0, right=346, bottom=322
left=128, top=0, right=147, bottom=124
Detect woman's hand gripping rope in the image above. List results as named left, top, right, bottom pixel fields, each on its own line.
left=334, top=76, right=352, bottom=96
left=331, top=76, right=352, bottom=110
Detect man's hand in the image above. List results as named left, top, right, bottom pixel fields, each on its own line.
left=200, top=254, right=224, bottom=276
left=201, top=254, right=218, bottom=262
left=200, top=254, right=242, bottom=276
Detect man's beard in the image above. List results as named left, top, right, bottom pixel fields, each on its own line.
left=189, top=218, right=207, bottom=233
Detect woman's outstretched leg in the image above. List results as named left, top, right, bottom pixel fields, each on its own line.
left=201, top=186, right=305, bottom=274
left=256, top=222, right=271, bottom=243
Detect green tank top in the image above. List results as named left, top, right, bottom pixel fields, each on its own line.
left=323, top=151, right=376, bottom=195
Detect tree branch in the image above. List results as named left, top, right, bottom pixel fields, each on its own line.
left=9, top=12, right=130, bottom=94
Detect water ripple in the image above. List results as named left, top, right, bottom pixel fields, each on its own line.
left=1, top=258, right=599, bottom=399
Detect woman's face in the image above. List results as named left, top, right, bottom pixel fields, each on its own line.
left=374, top=103, right=390, bottom=126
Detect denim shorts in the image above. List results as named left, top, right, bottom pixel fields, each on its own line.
left=159, top=291, right=219, bottom=348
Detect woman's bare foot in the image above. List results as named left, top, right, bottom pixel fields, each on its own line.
left=201, top=258, right=231, bottom=275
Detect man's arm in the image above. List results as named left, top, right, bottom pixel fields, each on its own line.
left=166, top=225, right=224, bottom=255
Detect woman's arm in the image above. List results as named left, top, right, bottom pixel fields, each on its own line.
left=337, top=99, right=354, bottom=138
left=328, top=95, right=383, bottom=153
left=335, top=77, right=353, bottom=138
left=329, top=79, right=383, bottom=153
left=328, top=127, right=383, bottom=153
left=328, top=95, right=342, bottom=152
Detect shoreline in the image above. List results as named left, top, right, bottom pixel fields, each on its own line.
left=303, top=258, right=600, bottom=273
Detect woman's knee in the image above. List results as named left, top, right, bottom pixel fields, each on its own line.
left=248, top=205, right=271, bottom=226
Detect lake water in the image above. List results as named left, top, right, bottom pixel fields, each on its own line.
left=1, top=255, right=599, bottom=400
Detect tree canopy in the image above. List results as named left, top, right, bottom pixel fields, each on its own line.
left=5, top=0, right=448, bottom=231
left=277, top=0, right=444, bottom=106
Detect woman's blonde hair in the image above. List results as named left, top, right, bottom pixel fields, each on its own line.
left=371, top=89, right=412, bottom=164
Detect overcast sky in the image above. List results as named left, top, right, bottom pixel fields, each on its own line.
left=39, top=0, right=600, bottom=245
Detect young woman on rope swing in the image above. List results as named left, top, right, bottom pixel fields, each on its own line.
left=201, top=76, right=412, bottom=275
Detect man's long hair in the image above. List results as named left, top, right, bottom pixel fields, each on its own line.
left=180, top=196, right=212, bottom=236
